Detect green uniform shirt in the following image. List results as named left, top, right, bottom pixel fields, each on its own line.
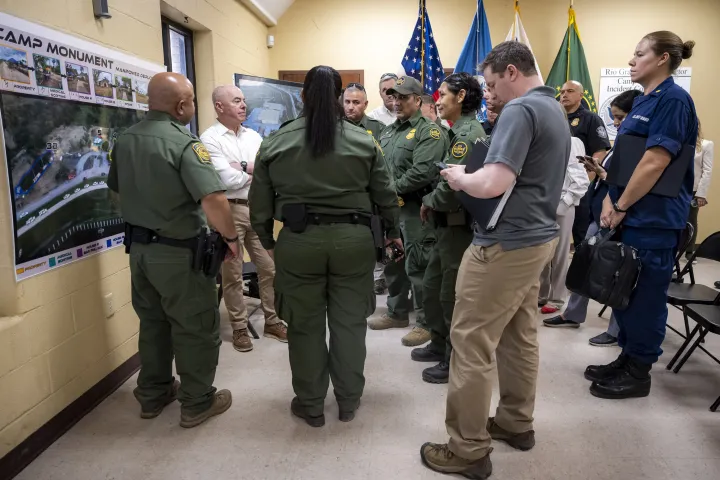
left=108, top=111, right=226, bottom=239
left=423, top=115, right=487, bottom=212
left=346, top=115, right=386, bottom=142
left=249, top=117, right=400, bottom=250
left=379, top=110, right=449, bottom=196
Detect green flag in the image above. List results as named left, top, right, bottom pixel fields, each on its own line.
left=546, top=7, right=597, bottom=113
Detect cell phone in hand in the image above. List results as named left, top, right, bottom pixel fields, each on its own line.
left=435, top=162, right=449, bottom=170
left=576, top=155, right=594, bottom=163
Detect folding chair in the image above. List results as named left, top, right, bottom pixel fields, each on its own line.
left=598, top=222, right=695, bottom=326
left=216, top=262, right=261, bottom=339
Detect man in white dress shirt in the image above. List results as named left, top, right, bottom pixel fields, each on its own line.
left=201, top=85, right=287, bottom=352
left=367, top=73, right=398, bottom=126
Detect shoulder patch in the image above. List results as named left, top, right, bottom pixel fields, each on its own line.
left=571, top=117, right=580, bottom=127
left=192, top=142, right=212, bottom=164
left=596, top=126, right=608, bottom=139
left=429, top=127, right=441, bottom=140
left=452, top=141, right=468, bottom=159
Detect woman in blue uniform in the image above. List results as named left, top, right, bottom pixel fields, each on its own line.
left=585, top=31, right=698, bottom=399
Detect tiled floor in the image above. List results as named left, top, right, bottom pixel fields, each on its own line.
left=15, top=261, right=720, bottom=480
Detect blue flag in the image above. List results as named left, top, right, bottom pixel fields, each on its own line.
left=454, top=0, right=493, bottom=120
left=400, top=0, right=446, bottom=96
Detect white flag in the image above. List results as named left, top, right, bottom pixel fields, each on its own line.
left=505, top=8, right=543, bottom=83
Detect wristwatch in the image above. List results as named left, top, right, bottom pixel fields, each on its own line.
left=223, top=235, right=239, bottom=243
left=613, top=202, right=627, bottom=213
left=240, top=161, right=248, bottom=172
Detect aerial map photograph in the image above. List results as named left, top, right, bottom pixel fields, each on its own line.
left=235, top=75, right=303, bottom=137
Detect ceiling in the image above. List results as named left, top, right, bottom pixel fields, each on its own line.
left=238, top=0, right=295, bottom=26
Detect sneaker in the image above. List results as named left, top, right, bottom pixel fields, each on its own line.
left=588, top=332, right=618, bottom=347
left=411, top=344, right=445, bottom=362
left=402, top=326, right=431, bottom=346
left=420, top=442, right=492, bottom=479
left=540, top=305, right=560, bottom=314
left=290, top=397, right=325, bottom=427
left=140, top=379, right=180, bottom=419
left=179, top=389, right=232, bottom=428
left=374, top=278, right=387, bottom=295
left=584, top=353, right=628, bottom=383
left=264, top=322, right=288, bottom=343
left=232, top=329, right=253, bottom=352
left=542, top=315, right=580, bottom=328
left=486, top=417, right=535, bottom=451
left=422, top=361, right=449, bottom=384
left=339, top=400, right=360, bottom=423
left=367, top=313, right=409, bottom=330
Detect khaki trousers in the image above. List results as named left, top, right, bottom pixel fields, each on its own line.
left=539, top=202, right=575, bottom=307
left=222, top=203, right=280, bottom=331
left=446, top=239, right=557, bottom=461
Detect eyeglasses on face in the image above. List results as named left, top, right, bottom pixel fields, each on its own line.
left=392, top=94, right=412, bottom=102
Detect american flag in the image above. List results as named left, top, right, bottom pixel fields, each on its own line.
left=401, top=0, right=445, bottom=97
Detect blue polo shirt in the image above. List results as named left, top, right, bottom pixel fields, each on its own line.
left=608, top=76, right=698, bottom=249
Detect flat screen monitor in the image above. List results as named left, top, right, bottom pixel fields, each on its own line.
left=233, top=74, right=303, bottom=138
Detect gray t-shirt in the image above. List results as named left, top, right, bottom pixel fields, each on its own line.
left=473, top=85, right=571, bottom=250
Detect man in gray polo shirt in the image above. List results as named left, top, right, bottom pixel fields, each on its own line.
left=420, top=41, right=570, bottom=479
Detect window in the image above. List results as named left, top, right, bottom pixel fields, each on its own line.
left=161, top=18, right=198, bottom=135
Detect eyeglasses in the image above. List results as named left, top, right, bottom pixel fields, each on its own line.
left=346, top=82, right=365, bottom=92
left=380, top=73, right=398, bottom=81
left=392, top=94, right=411, bottom=102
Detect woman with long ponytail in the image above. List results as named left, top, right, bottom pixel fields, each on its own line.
left=249, top=65, right=402, bottom=426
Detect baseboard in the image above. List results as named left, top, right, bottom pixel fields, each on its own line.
left=0, top=353, right=141, bottom=480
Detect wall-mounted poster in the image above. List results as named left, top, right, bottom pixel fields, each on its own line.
left=597, top=67, right=692, bottom=141
left=234, top=74, right=303, bottom=138
left=0, top=12, right=165, bottom=281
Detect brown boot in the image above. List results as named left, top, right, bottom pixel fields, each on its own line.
left=401, top=326, right=431, bottom=346
left=264, top=322, right=288, bottom=343
left=367, top=313, right=409, bottom=330
left=233, top=329, right=253, bottom=352
left=179, top=389, right=232, bottom=428
left=487, top=417, right=535, bottom=451
left=420, top=442, right=492, bottom=479
left=140, top=379, right=180, bottom=419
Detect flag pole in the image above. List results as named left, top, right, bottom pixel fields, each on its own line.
left=475, top=0, right=480, bottom=75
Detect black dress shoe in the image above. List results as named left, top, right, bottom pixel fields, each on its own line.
left=422, top=362, right=449, bottom=384
left=584, top=353, right=628, bottom=382
left=411, top=345, right=445, bottom=363
left=339, top=400, right=360, bottom=422
left=590, top=358, right=652, bottom=399
left=291, top=397, right=325, bottom=427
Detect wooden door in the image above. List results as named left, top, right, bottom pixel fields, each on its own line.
left=279, top=70, right=364, bottom=88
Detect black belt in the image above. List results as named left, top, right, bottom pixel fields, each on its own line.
left=130, top=227, right=197, bottom=250
left=228, top=198, right=248, bottom=205
left=300, top=213, right=372, bottom=228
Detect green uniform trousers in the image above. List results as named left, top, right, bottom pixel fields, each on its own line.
left=386, top=201, right=435, bottom=328
left=130, top=243, right=220, bottom=415
left=423, top=225, right=474, bottom=361
left=274, top=224, right=376, bottom=416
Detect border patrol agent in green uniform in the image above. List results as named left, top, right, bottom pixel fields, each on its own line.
left=249, top=66, right=401, bottom=427
left=368, top=76, right=449, bottom=348
left=343, top=82, right=386, bottom=141
left=413, top=73, right=487, bottom=384
left=108, top=72, right=237, bottom=428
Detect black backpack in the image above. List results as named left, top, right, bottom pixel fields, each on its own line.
left=565, top=229, right=642, bottom=311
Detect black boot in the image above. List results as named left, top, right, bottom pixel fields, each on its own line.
left=422, top=362, right=449, bottom=384
left=590, top=358, right=652, bottom=399
left=584, top=353, right=628, bottom=383
left=411, top=344, right=445, bottom=362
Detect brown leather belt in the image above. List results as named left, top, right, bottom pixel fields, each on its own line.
left=228, top=198, right=248, bottom=205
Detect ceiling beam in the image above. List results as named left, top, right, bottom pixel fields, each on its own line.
left=238, top=0, right=278, bottom=27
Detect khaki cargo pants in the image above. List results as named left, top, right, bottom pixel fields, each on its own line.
left=446, top=239, right=557, bottom=460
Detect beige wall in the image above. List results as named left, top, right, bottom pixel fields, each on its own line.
left=0, top=0, right=268, bottom=458
left=269, top=0, right=720, bottom=240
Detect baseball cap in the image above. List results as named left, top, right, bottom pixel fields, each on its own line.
left=386, top=76, right=423, bottom=96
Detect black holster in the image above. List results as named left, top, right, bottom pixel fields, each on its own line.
left=282, top=203, right=308, bottom=233
left=193, top=227, right=229, bottom=278
left=371, top=205, right=386, bottom=262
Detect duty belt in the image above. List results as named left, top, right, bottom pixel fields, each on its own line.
left=128, top=225, right=198, bottom=251
left=304, top=213, right=372, bottom=228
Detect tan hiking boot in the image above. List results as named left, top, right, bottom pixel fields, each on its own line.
left=233, top=329, right=253, bottom=352
left=420, top=442, right=492, bottom=479
left=179, top=389, right=232, bottom=428
left=368, top=313, right=409, bottom=330
left=140, top=379, right=180, bottom=419
left=487, top=417, right=535, bottom=451
left=264, top=322, right=288, bottom=343
left=402, top=326, right=431, bottom=346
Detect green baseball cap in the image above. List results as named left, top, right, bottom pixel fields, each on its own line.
left=386, top=76, right=423, bottom=96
